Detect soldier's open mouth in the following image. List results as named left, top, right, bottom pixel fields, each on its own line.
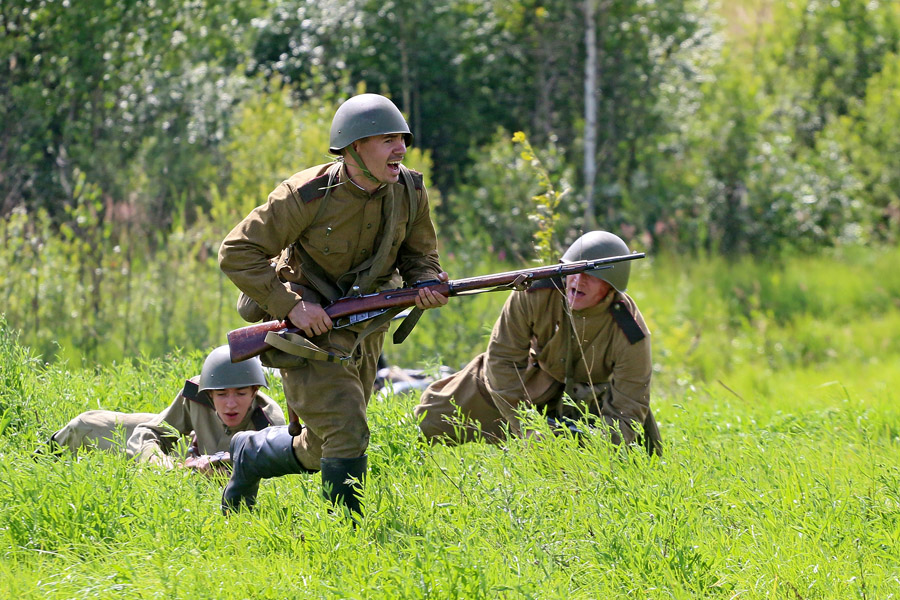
left=567, top=287, right=584, bottom=303
left=387, top=160, right=401, bottom=174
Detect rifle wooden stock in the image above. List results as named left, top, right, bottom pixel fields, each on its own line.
left=227, top=252, right=645, bottom=363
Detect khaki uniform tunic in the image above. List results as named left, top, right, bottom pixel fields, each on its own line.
left=51, top=411, right=157, bottom=455
left=219, top=162, right=442, bottom=466
left=415, top=287, right=661, bottom=452
left=51, top=377, right=285, bottom=461
left=127, top=378, right=285, bottom=462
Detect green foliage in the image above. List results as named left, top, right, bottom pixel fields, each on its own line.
left=639, top=1, right=894, bottom=255
left=756, top=0, right=900, bottom=146
left=822, top=51, right=900, bottom=242
left=217, top=80, right=336, bottom=225
left=660, top=0, right=900, bottom=253
left=0, top=315, right=41, bottom=437
left=5, top=0, right=900, bottom=259
left=636, top=244, right=900, bottom=385
left=442, top=128, right=575, bottom=263
left=0, top=0, right=265, bottom=220
left=247, top=0, right=523, bottom=194
left=512, top=131, right=569, bottom=264
left=0, top=199, right=233, bottom=364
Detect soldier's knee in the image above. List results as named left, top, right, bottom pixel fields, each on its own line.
left=322, top=427, right=369, bottom=458
left=414, top=408, right=448, bottom=442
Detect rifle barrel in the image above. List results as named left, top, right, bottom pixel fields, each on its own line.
left=449, top=252, right=645, bottom=293
left=226, top=252, right=645, bottom=362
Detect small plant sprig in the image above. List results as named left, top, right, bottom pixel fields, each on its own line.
left=512, top=131, right=570, bottom=265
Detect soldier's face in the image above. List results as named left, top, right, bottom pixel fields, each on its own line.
left=351, top=133, right=406, bottom=185
left=210, top=386, right=258, bottom=428
left=566, top=273, right=612, bottom=311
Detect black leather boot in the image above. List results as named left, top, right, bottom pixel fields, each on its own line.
left=320, top=455, right=367, bottom=517
left=222, top=425, right=309, bottom=514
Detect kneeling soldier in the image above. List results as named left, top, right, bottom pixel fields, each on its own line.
left=414, top=231, right=662, bottom=454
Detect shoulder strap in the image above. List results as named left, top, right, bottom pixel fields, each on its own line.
left=609, top=300, right=646, bottom=344
left=250, top=405, right=272, bottom=430
left=399, top=165, right=419, bottom=238
left=295, top=173, right=331, bottom=205
left=338, top=167, right=421, bottom=296
left=291, top=163, right=345, bottom=302
left=285, top=165, right=422, bottom=356
left=182, top=379, right=215, bottom=409
left=387, top=165, right=425, bottom=344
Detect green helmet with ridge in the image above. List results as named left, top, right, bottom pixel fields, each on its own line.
left=329, top=93, right=413, bottom=154
left=560, top=231, right=632, bottom=292
left=198, top=345, right=268, bottom=393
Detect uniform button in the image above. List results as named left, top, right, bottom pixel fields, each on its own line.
left=366, top=223, right=373, bottom=229
left=326, top=227, right=333, bottom=236
left=324, top=247, right=329, bottom=253
left=361, top=249, right=369, bottom=256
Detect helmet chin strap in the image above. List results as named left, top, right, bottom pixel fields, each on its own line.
left=345, top=145, right=382, bottom=185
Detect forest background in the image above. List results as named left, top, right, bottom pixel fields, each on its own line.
left=2, top=0, right=899, bottom=366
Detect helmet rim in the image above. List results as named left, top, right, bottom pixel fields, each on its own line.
left=560, top=231, right=632, bottom=292
left=198, top=345, right=268, bottom=393
left=328, top=93, right=413, bottom=154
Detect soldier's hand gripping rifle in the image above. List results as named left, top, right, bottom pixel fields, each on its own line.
left=227, top=251, right=646, bottom=363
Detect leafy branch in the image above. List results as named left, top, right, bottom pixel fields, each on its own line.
left=512, top=131, right=570, bottom=264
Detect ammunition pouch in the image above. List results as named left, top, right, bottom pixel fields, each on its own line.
left=259, top=347, right=310, bottom=370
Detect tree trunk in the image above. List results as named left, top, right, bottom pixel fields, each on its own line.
left=583, top=0, right=598, bottom=229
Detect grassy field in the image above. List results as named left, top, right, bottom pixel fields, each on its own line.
left=1, top=247, right=899, bottom=599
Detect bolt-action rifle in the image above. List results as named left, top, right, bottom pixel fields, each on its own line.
left=226, top=251, right=645, bottom=363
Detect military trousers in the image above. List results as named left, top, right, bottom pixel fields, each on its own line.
left=51, top=410, right=158, bottom=455
left=284, top=327, right=385, bottom=470
left=414, top=353, right=512, bottom=444
left=415, top=354, right=664, bottom=455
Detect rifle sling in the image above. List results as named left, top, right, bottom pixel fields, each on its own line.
left=290, top=163, right=345, bottom=303
left=393, top=270, right=535, bottom=345
left=392, top=307, right=424, bottom=344
left=265, top=330, right=350, bottom=363
left=392, top=268, right=528, bottom=344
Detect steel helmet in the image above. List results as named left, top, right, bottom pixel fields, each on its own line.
left=329, top=93, right=413, bottom=154
left=560, top=231, right=632, bottom=292
left=198, top=345, right=268, bottom=393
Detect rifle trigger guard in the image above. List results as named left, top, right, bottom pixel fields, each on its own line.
left=510, top=273, right=533, bottom=292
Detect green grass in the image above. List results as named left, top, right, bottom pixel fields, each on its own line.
left=2, top=247, right=899, bottom=598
